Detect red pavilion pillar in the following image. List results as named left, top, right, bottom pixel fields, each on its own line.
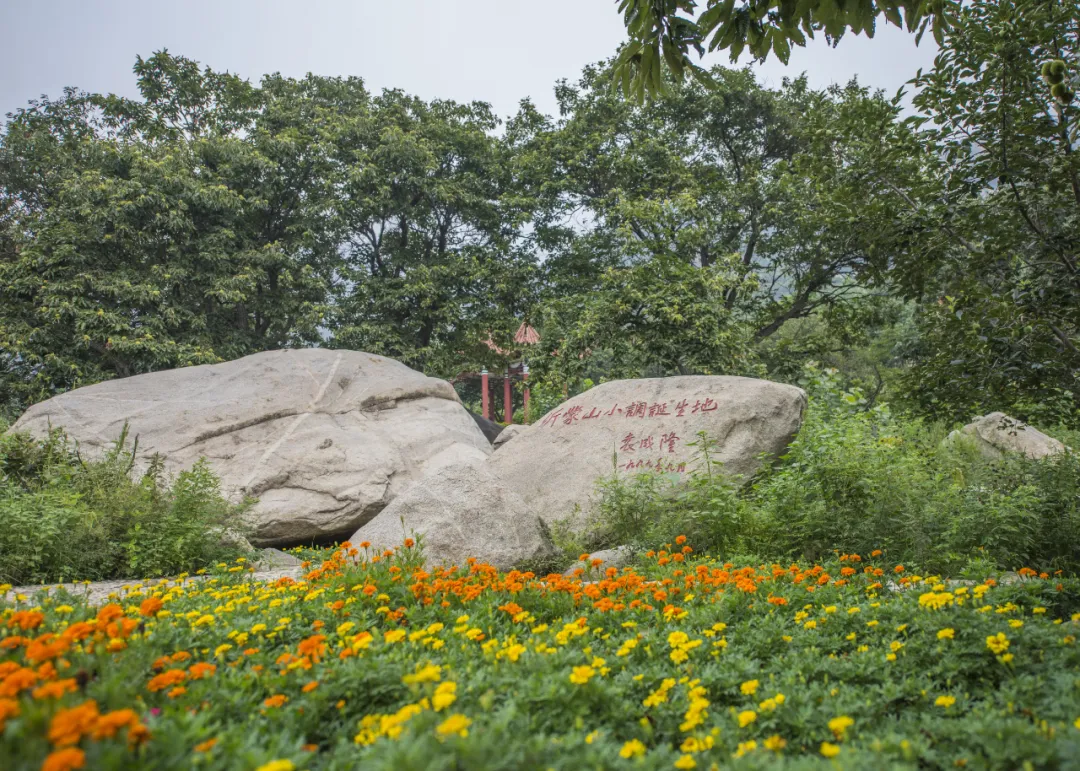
left=481, top=368, right=490, bottom=420
left=504, top=369, right=513, bottom=424
left=522, top=364, right=530, bottom=424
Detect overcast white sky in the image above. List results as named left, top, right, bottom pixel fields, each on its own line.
left=2, top=1, right=939, bottom=122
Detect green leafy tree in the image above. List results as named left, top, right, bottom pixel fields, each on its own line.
left=0, top=53, right=344, bottom=408
left=612, top=0, right=956, bottom=98
left=877, top=0, right=1080, bottom=423
left=328, top=92, right=539, bottom=377
left=514, top=64, right=914, bottom=384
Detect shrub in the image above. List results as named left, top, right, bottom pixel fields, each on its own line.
left=582, top=389, right=1080, bottom=576
left=0, top=426, right=251, bottom=584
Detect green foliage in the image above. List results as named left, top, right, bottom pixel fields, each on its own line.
left=327, top=92, right=539, bottom=377
left=877, top=0, right=1080, bottom=424
left=612, top=0, right=953, bottom=100
left=0, top=427, right=250, bottom=584
left=517, top=65, right=909, bottom=387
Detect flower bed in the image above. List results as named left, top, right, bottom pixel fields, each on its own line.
left=2, top=542, right=1080, bottom=770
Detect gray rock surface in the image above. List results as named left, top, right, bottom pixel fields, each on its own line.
left=351, top=462, right=552, bottom=570
left=493, top=424, right=523, bottom=449
left=949, top=412, right=1067, bottom=460
left=10, top=349, right=491, bottom=546
left=488, top=376, right=806, bottom=529
left=563, top=545, right=635, bottom=576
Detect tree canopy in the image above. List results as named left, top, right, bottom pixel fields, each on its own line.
left=612, top=0, right=956, bottom=100
left=3, top=2, right=1080, bottom=428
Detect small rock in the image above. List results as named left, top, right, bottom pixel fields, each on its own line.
left=948, top=412, right=1067, bottom=460
left=493, top=424, right=523, bottom=449
left=563, top=545, right=635, bottom=576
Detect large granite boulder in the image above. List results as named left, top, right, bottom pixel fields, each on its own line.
left=949, top=412, right=1067, bottom=460
left=488, top=376, right=806, bottom=529
left=351, top=462, right=552, bottom=570
left=10, top=349, right=491, bottom=546
left=492, top=424, right=523, bottom=450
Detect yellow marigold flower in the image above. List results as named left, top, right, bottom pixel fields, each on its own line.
left=436, top=713, right=471, bottom=738
left=764, top=734, right=786, bottom=751
left=674, top=754, right=697, bottom=769
left=620, top=739, right=647, bottom=758
left=935, top=695, right=956, bottom=708
left=740, top=679, right=759, bottom=696
left=890, top=641, right=904, bottom=653
left=668, top=631, right=689, bottom=647
left=938, top=628, right=955, bottom=640
left=820, top=742, right=841, bottom=758
left=986, top=633, right=1010, bottom=654
left=569, top=665, right=595, bottom=685
left=1009, top=619, right=1024, bottom=629
left=733, top=740, right=757, bottom=758
left=828, top=715, right=854, bottom=738
left=737, top=710, right=757, bottom=728
left=403, top=664, right=442, bottom=684
left=384, top=630, right=406, bottom=644
left=432, top=682, right=457, bottom=711
left=254, top=761, right=294, bottom=771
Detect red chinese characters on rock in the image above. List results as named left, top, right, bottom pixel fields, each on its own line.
left=538, top=399, right=718, bottom=428
left=616, top=433, right=680, bottom=455
left=622, top=458, right=688, bottom=474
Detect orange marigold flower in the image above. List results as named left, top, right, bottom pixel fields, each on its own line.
left=91, top=708, right=140, bottom=740
left=0, top=666, right=39, bottom=697
left=263, top=694, right=287, bottom=708
left=302, top=681, right=319, bottom=693
left=0, top=697, right=20, bottom=730
left=170, top=651, right=192, bottom=663
left=61, top=622, right=95, bottom=642
left=194, top=738, right=218, bottom=753
left=675, top=535, right=687, bottom=544
left=139, top=597, right=164, bottom=617
left=188, top=663, right=217, bottom=680
left=127, top=721, right=152, bottom=746
left=95, top=604, right=124, bottom=627
left=147, top=669, right=187, bottom=693
left=894, top=565, right=905, bottom=574
left=42, top=747, right=85, bottom=771
left=404, top=538, right=415, bottom=548
left=32, top=678, right=78, bottom=700
left=48, top=700, right=100, bottom=746
left=26, top=636, right=70, bottom=664
left=297, top=635, right=327, bottom=661
left=167, top=686, right=187, bottom=699
left=9, top=610, right=45, bottom=631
